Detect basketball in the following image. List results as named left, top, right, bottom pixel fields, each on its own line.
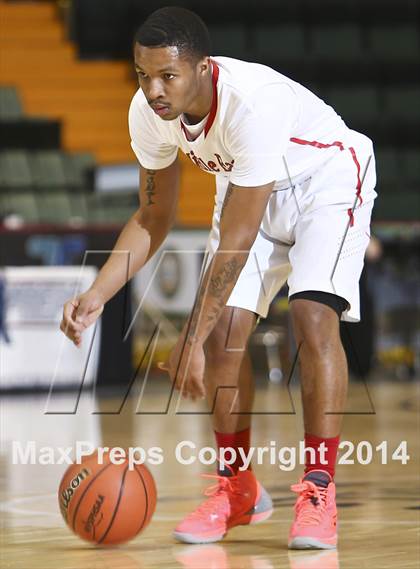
left=58, top=451, right=157, bottom=545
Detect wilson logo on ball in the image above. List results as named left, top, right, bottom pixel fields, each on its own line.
left=59, top=467, right=91, bottom=521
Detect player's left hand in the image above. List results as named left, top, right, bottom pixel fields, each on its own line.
left=159, top=334, right=206, bottom=401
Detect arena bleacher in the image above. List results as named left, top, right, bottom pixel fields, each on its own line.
left=1, top=0, right=419, bottom=227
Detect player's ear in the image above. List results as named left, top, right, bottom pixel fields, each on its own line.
left=197, top=56, right=211, bottom=76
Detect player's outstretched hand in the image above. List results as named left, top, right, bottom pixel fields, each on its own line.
left=60, top=288, right=104, bottom=348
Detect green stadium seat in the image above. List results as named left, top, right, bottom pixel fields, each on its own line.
left=0, top=151, right=33, bottom=190
left=369, top=25, right=420, bottom=60
left=106, top=206, right=136, bottom=224
left=208, top=25, right=248, bottom=59
left=69, top=192, right=89, bottom=222
left=86, top=194, right=107, bottom=223
left=36, top=191, right=72, bottom=223
left=29, top=151, right=67, bottom=190
left=0, top=86, right=23, bottom=120
left=310, top=25, right=364, bottom=61
left=254, top=25, right=306, bottom=61
left=384, top=87, right=420, bottom=122
left=63, top=153, right=95, bottom=190
left=104, top=192, right=137, bottom=224
left=326, top=86, right=379, bottom=125
left=87, top=192, right=136, bottom=225
left=3, top=191, right=39, bottom=222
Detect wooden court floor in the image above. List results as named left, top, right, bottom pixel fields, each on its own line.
left=1, top=379, right=419, bottom=568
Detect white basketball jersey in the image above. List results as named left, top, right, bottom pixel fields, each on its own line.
left=129, top=56, right=355, bottom=189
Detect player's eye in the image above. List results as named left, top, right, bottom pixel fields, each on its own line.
left=164, top=73, right=175, bottom=80
left=136, top=70, right=147, bottom=79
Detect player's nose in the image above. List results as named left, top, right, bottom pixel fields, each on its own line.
left=147, top=79, right=165, bottom=101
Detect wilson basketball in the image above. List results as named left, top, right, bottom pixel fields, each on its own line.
left=58, top=451, right=157, bottom=545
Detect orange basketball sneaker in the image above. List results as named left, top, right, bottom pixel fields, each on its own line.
left=173, top=469, right=273, bottom=544
left=288, top=470, right=337, bottom=550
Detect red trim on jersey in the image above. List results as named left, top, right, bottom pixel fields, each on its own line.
left=290, top=137, right=345, bottom=151
left=290, top=136, right=364, bottom=226
left=349, top=146, right=363, bottom=205
left=205, top=60, right=219, bottom=137
left=180, top=61, right=219, bottom=141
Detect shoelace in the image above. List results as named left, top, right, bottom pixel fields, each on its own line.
left=188, top=473, right=239, bottom=518
left=290, top=480, right=328, bottom=526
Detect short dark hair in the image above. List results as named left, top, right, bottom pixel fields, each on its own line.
left=134, top=6, right=211, bottom=61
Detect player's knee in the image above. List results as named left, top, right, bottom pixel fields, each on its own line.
left=290, top=299, right=340, bottom=356
left=205, top=307, right=254, bottom=365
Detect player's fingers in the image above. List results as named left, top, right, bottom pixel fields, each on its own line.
left=61, top=320, right=82, bottom=341
left=65, top=328, right=78, bottom=344
left=190, top=380, right=205, bottom=401
left=73, top=323, right=82, bottom=346
left=63, top=300, right=84, bottom=333
left=60, top=316, right=75, bottom=340
left=176, top=374, right=202, bottom=401
left=189, top=384, right=200, bottom=401
left=61, top=307, right=85, bottom=343
left=181, top=384, right=190, bottom=399
left=60, top=319, right=72, bottom=337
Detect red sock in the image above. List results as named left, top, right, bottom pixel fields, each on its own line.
left=304, top=433, right=340, bottom=479
left=214, top=427, right=252, bottom=474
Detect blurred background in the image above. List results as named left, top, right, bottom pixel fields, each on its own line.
left=1, top=0, right=419, bottom=393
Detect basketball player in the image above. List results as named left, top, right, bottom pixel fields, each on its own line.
left=60, top=7, right=377, bottom=549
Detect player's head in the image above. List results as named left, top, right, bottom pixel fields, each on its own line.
left=133, top=7, right=212, bottom=120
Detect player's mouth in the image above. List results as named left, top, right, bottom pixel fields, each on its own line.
left=151, top=103, right=171, bottom=117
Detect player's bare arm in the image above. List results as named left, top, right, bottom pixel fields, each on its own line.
left=164, top=180, right=274, bottom=399
left=60, top=159, right=180, bottom=346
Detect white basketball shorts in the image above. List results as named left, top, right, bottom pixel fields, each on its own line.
left=206, top=130, right=377, bottom=322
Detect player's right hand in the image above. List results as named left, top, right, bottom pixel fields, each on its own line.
left=60, top=288, right=104, bottom=348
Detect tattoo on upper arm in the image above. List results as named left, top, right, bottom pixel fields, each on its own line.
left=221, top=183, right=235, bottom=217
left=145, top=169, right=156, bottom=206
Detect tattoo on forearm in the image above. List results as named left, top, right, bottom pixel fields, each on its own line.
left=145, top=169, right=156, bottom=206
left=208, top=257, right=242, bottom=298
left=187, top=255, right=244, bottom=342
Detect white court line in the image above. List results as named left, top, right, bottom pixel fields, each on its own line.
left=1, top=496, right=418, bottom=527
left=0, top=493, right=56, bottom=504
left=153, top=516, right=419, bottom=525
left=0, top=493, right=62, bottom=519
left=0, top=506, right=61, bottom=517
left=3, top=535, right=75, bottom=544
left=2, top=503, right=417, bottom=526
